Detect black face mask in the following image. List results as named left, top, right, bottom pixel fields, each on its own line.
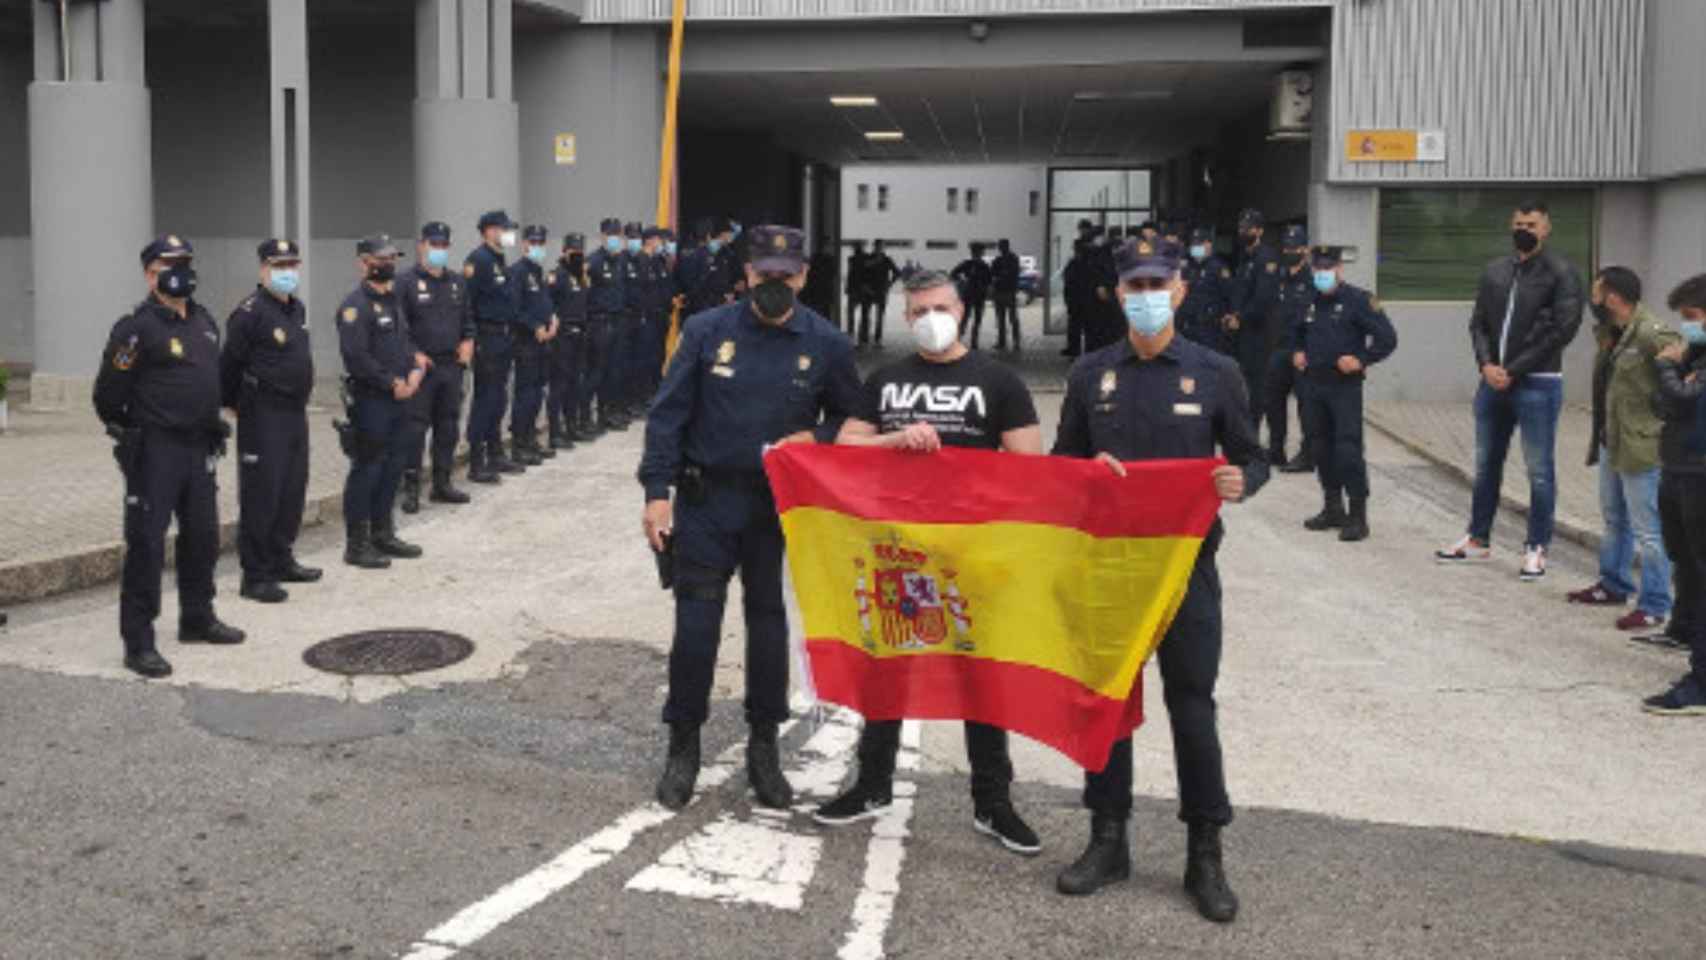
left=752, top=279, right=795, bottom=320
left=1280, top=251, right=1305, bottom=269
left=367, top=261, right=397, bottom=283
left=564, top=253, right=584, bottom=272
left=155, top=262, right=197, bottom=299
left=1513, top=229, right=1540, bottom=255
left=1589, top=301, right=1611, bottom=323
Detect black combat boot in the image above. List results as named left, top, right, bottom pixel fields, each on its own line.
left=372, top=516, right=423, bottom=559
left=1184, top=821, right=1239, bottom=923
left=1303, top=492, right=1347, bottom=531
left=747, top=723, right=795, bottom=810
left=512, top=437, right=543, bottom=467
left=549, top=421, right=573, bottom=453
left=1340, top=497, right=1370, bottom=542
left=655, top=724, right=702, bottom=811
left=400, top=470, right=422, bottom=514
left=1056, top=814, right=1131, bottom=895
left=536, top=427, right=558, bottom=459
left=179, top=614, right=247, bottom=645
left=467, top=445, right=500, bottom=485
left=574, top=413, right=599, bottom=442
left=491, top=441, right=525, bottom=474
left=429, top=469, right=471, bottom=504
left=344, top=521, right=391, bottom=569
left=124, top=649, right=173, bottom=678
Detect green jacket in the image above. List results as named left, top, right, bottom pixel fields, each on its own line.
left=1602, top=303, right=1681, bottom=474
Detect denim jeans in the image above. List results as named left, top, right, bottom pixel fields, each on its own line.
left=1469, top=377, right=1563, bottom=548
left=1597, top=452, right=1673, bottom=617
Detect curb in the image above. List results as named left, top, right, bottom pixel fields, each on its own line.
left=1364, top=410, right=1602, bottom=554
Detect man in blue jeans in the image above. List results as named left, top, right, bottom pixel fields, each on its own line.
left=1436, top=201, right=1584, bottom=580
left=1567, top=267, right=1678, bottom=630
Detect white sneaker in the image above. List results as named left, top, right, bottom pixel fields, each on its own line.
left=1434, top=535, right=1492, bottom=564
left=1520, top=545, right=1547, bottom=581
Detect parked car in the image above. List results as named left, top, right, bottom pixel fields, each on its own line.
left=1018, top=255, right=1042, bottom=304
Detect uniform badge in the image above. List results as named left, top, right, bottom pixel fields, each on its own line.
left=1221, top=268, right=1231, bottom=279
left=273, top=327, right=287, bottom=345
left=798, top=355, right=812, bottom=372
left=772, top=234, right=788, bottom=251
left=169, top=337, right=184, bottom=358
left=463, top=263, right=475, bottom=279
left=418, top=280, right=428, bottom=292
left=341, top=306, right=358, bottom=323
left=1180, top=376, right=1196, bottom=395
left=112, top=347, right=135, bottom=371
left=1266, top=262, right=1277, bottom=273
left=167, top=234, right=182, bottom=247
left=1099, top=369, right=1117, bottom=399
left=717, top=340, right=736, bottom=364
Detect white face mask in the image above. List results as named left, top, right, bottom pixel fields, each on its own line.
left=912, top=309, right=960, bottom=355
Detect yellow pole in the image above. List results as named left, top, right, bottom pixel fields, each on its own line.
left=659, top=0, right=689, bottom=367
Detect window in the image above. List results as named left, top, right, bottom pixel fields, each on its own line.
left=965, top=188, right=979, bottom=215
left=1028, top=190, right=1040, bottom=217
left=946, top=187, right=958, bottom=213
left=925, top=239, right=959, bottom=250
left=1377, top=188, right=1596, bottom=300
left=877, top=185, right=889, bottom=212
left=856, top=184, right=870, bottom=211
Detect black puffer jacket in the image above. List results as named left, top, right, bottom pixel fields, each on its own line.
left=1657, top=344, right=1706, bottom=473
left=1468, top=250, right=1585, bottom=377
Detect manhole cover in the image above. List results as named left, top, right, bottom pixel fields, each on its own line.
left=303, top=629, right=475, bottom=676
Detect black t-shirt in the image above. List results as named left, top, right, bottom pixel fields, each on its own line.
left=858, top=351, right=1039, bottom=450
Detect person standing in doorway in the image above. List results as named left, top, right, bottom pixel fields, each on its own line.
left=990, top=239, right=1022, bottom=351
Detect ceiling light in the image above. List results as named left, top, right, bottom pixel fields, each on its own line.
left=1072, top=91, right=1173, bottom=103
left=830, top=96, right=879, bottom=107
left=864, top=131, right=905, bottom=141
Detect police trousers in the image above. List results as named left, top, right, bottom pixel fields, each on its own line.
left=549, top=326, right=587, bottom=428
left=1083, top=546, right=1230, bottom=826
left=663, top=483, right=790, bottom=729
left=639, top=309, right=669, bottom=400
left=600, top=313, right=634, bottom=412
left=120, top=429, right=220, bottom=655
left=236, top=391, right=308, bottom=582
left=1236, top=328, right=1269, bottom=428
left=1303, top=374, right=1369, bottom=500
left=585, top=314, right=613, bottom=418
left=1263, top=348, right=1311, bottom=458
left=859, top=720, right=1012, bottom=810
left=467, top=327, right=512, bottom=447
left=344, top=390, right=409, bottom=525
left=961, top=298, right=988, bottom=348
left=511, top=332, right=545, bottom=443
left=408, top=360, right=464, bottom=477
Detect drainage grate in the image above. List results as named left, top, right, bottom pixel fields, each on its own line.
left=302, top=629, right=475, bottom=676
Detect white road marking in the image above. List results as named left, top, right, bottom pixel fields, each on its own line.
left=838, top=720, right=921, bottom=960
left=397, top=717, right=798, bottom=960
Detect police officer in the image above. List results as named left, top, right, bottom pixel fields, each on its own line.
left=587, top=217, right=629, bottom=431
left=640, top=225, right=863, bottom=812
left=864, top=239, right=900, bottom=346
left=990, top=238, right=1022, bottom=351
left=397, top=221, right=474, bottom=510
left=1293, top=246, right=1399, bottom=542
left=1062, top=237, right=1094, bottom=358
left=96, top=234, right=245, bottom=678
left=617, top=221, right=648, bottom=417
left=638, top=226, right=673, bottom=399
left=951, top=242, right=993, bottom=348
left=1225, top=208, right=1281, bottom=429
left=221, top=239, right=319, bottom=604
left=465, top=210, right=524, bottom=481
left=1051, top=237, right=1267, bottom=923
left=1265, top=224, right=1317, bottom=473
left=695, top=217, right=739, bottom=315
left=844, top=240, right=869, bottom=338
left=1179, top=226, right=1233, bottom=352
left=549, top=232, right=592, bottom=449
left=339, top=234, right=429, bottom=568
left=509, top=224, right=559, bottom=465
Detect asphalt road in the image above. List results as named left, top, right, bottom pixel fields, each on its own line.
left=1, top=385, right=1702, bottom=960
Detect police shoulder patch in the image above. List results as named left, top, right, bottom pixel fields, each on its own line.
left=112, top=347, right=135, bottom=371
left=1369, top=296, right=1384, bottom=312
left=463, top=263, right=475, bottom=279
left=341, top=306, right=358, bottom=323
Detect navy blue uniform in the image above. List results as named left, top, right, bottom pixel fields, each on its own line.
left=549, top=256, right=591, bottom=434
left=463, top=244, right=516, bottom=452
left=639, top=300, right=862, bottom=728
left=95, top=296, right=228, bottom=656
left=397, top=265, right=471, bottom=481
left=337, top=283, right=420, bottom=526
left=1052, top=334, right=1268, bottom=827
left=587, top=247, right=626, bottom=424
left=1179, top=255, right=1233, bottom=352
left=1263, top=265, right=1315, bottom=461
left=508, top=257, right=554, bottom=448
left=1228, top=243, right=1282, bottom=422
left=1291, top=282, right=1398, bottom=501
left=951, top=255, right=994, bottom=348
left=221, top=288, right=313, bottom=584
left=638, top=251, right=676, bottom=397
left=616, top=251, right=646, bottom=408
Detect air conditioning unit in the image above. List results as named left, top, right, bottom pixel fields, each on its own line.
left=1269, top=69, right=1314, bottom=140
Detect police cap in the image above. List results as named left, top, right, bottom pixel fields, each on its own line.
left=477, top=210, right=517, bottom=231
left=256, top=238, right=301, bottom=264
left=562, top=232, right=586, bottom=252
left=421, top=221, right=452, bottom=243
left=1116, top=238, right=1183, bottom=281
left=748, top=225, right=807, bottom=274
left=1280, top=224, right=1309, bottom=248
left=599, top=217, right=623, bottom=235
left=642, top=226, right=665, bottom=241
left=356, top=234, right=400, bottom=258
left=624, top=221, right=644, bottom=239
left=140, top=233, right=194, bottom=267
left=1237, top=207, right=1265, bottom=229
left=523, top=224, right=548, bottom=243
left=1310, top=245, right=1344, bottom=268
left=1188, top=225, right=1214, bottom=244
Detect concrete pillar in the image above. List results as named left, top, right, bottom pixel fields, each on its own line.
left=801, top=163, right=817, bottom=255
left=270, top=0, right=312, bottom=311
left=414, top=0, right=520, bottom=253
left=28, top=0, right=152, bottom=402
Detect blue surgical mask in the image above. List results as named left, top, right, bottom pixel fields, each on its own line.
left=1122, top=290, right=1173, bottom=336
left=266, top=268, right=300, bottom=297
left=527, top=245, right=547, bottom=264
left=1681, top=320, right=1706, bottom=346
left=666, top=241, right=678, bottom=256
left=627, top=238, right=642, bottom=254
left=708, top=239, right=723, bottom=254
left=731, top=222, right=742, bottom=237
left=605, top=235, right=622, bottom=253
left=1312, top=270, right=1338, bottom=294
left=1189, top=244, right=1208, bottom=261
left=425, top=247, right=450, bottom=270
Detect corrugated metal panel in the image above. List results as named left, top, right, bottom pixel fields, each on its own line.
left=1329, top=0, right=1645, bottom=183
left=1644, top=0, right=1706, bottom=178
left=584, top=0, right=1330, bottom=24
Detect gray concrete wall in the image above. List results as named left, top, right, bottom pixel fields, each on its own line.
left=1645, top=176, right=1706, bottom=314
left=838, top=164, right=1046, bottom=273
left=0, top=38, right=31, bottom=367
left=1644, top=0, right=1706, bottom=180
left=516, top=24, right=662, bottom=240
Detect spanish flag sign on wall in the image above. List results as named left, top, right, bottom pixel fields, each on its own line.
left=762, top=445, right=1225, bottom=772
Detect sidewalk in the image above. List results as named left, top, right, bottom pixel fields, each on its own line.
left=1365, top=401, right=1601, bottom=551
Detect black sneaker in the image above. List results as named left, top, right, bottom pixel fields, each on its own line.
left=812, top=783, right=893, bottom=826
left=974, top=802, right=1041, bottom=856
left=1642, top=676, right=1706, bottom=716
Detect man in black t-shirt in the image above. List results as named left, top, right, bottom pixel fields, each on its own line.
left=812, top=269, right=1045, bottom=857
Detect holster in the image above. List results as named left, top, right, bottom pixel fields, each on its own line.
left=654, top=532, right=674, bottom=591
left=107, top=423, right=143, bottom=494
left=332, top=377, right=358, bottom=460
left=677, top=464, right=707, bottom=506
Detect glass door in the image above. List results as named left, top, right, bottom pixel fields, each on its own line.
left=1043, top=168, right=1155, bottom=336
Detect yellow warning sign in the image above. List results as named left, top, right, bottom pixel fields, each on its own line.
left=554, top=133, right=577, bottom=166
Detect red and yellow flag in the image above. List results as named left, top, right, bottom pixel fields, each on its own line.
left=763, top=445, right=1224, bottom=771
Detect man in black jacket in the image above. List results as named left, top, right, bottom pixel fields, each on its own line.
left=1435, top=201, right=1584, bottom=582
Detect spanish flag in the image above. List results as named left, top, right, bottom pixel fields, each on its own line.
left=763, top=445, right=1225, bottom=771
